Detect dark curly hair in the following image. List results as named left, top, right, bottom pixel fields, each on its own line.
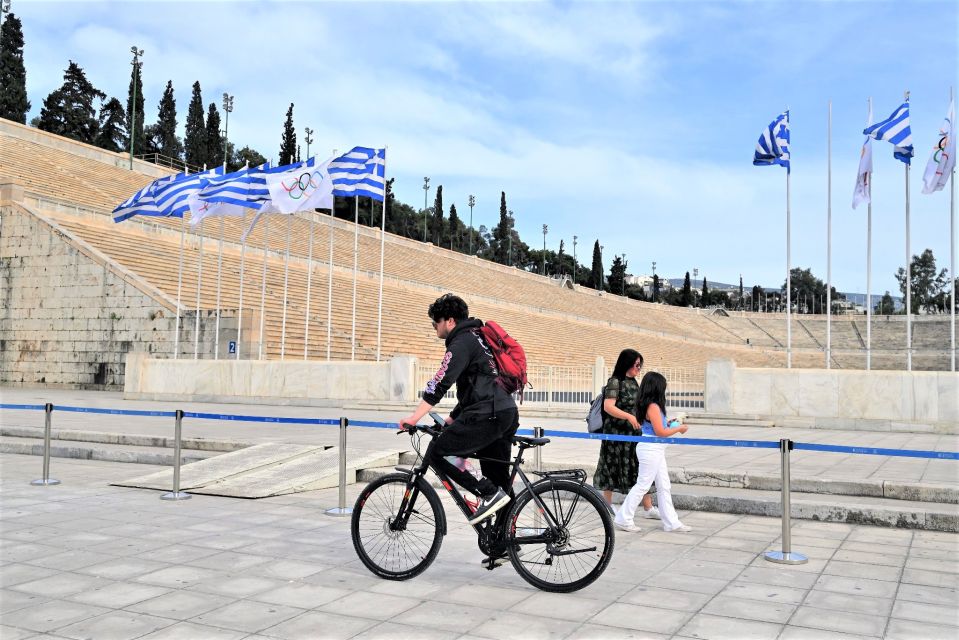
left=428, top=293, right=469, bottom=322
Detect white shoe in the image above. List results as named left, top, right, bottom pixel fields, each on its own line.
left=614, top=520, right=642, bottom=533
left=642, top=507, right=661, bottom=520
left=667, top=524, right=692, bottom=533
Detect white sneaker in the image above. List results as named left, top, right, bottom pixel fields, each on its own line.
left=614, top=520, right=642, bottom=533
left=642, top=507, right=661, bottom=520
left=667, top=524, right=692, bottom=533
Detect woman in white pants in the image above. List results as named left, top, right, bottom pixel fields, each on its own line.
left=614, top=371, right=692, bottom=533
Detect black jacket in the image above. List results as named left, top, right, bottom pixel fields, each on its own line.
left=421, top=317, right=517, bottom=420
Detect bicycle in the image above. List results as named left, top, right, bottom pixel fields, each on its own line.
left=350, top=412, right=615, bottom=592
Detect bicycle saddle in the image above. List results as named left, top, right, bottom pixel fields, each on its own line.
left=513, top=435, right=550, bottom=447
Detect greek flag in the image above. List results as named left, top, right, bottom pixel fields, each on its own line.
left=188, top=163, right=284, bottom=225
left=113, top=167, right=225, bottom=223
left=864, top=100, right=913, bottom=165
left=112, top=171, right=184, bottom=223
left=329, top=147, right=386, bottom=201
left=753, top=111, right=790, bottom=173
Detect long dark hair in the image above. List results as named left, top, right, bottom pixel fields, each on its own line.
left=636, top=371, right=668, bottom=423
left=611, top=349, right=643, bottom=380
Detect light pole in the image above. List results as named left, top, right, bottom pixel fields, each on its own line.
left=542, top=224, right=548, bottom=276
left=622, top=252, right=627, bottom=295
left=468, top=194, right=475, bottom=255
left=128, top=46, right=143, bottom=170
left=422, top=177, right=430, bottom=242
left=507, top=210, right=514, bottom=266
left=573, top=235, right=578, bottom=284
left=221, top=93, right=233, bottom=170
left=304, top=127, right=313, bottom=159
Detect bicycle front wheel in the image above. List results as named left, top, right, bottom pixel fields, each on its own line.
left=506, top=478, right=614, bottom=592
left=351, top=473, right=444, bottom=580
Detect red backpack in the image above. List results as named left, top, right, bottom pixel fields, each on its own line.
left=478, top=320, right=529, bottom=402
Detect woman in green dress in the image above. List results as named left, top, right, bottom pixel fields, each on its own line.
left=593, top=349, right=657, bottom=516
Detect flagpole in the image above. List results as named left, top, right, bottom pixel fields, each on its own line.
left=258, top=216, right=269, bottom=359
left=214, top=216, right=224, bottom=359
left=304, top=210, right=314, bottom=360
left=866, top=97, right=873, bottom=371
left=327, top=208, right=334, bottom=361
left=280, top=213, right=292, bottom=359
left=826, top=100, right=832, bottom=369
left=351, top=196, right=359, bottom=361
left=173, top=217, right=185, bottom=359
left=194, top=219, right=204, bottom=360
left=786, top=163, right=792, bottom=369
left=237, top=212, right=246, bottom=360
left=951, top=86, right=956, bottom=372
left=376, top=148, right=387, bottom=362
left=904, top=91, right=912, bottom=371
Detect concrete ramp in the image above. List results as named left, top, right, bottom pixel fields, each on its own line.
left=113, top=443, right=403, bottom=498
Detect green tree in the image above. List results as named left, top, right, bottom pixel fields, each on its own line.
left=184, top=81, right=206, bottom=168
left=877, top=291, right=896, bottom=315
left=589, top=240, right=603, bottom=289
left=279, top=102, right=296, bottom=166
left=38, top=60, right=104, bottom=144
left=701, top=277, right=709, bottom=307
left=490, top=192, right=510, bottom=264
left=232, top=145, right=267, bottom=170
left=126, top=54, right=145, bottom=156
left=681, top=271, right=693, bottom=307
left=155, top=80, right=181, bottom=159
left=94, top=97, right=126, bottom=152
left=783, top=267, right=845, bottom=314
left=0, top=12, right=30, bottom=123
left=652, top=274, right=661, bottom=302
left=431, top=185, right=444, bottom=245
left=751, top=285, right=762, bottom=311
left=895, top=248, right=948, bottom=314
left=205, top=102, right=222, bottom=168
left=448, top=203, right=460, bottom=251
left=739, top=275, right=744, bottom=309
left=608, top=255, right=626, bottom=295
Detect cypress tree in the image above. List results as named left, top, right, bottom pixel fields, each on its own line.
left=205, top=102, right=222, bottom=167
left=739, top=275, right=744, bottom=309
left=126, top=55, right=145, bottom=156
left=94, top=97, right=127, bottom=152
left=38, top=60, right=104, bottom=144
left=491, top=191, right=510, bottom=264
left=701, top=277, right=709, bottom=307
left=155, top=80, right=181, bottom=159
left=431, top=185, right=444, bottom=245
left=184, top=81, right=206, bottom=168
left=448, top=203, right=460, bottom=251
left=652, top=274, right=661, bottom=302
left=681, top=271, right=692, bottom=306
left=279, top=103, right=296, bottom=165
left=0, top=12, right=30, bottom=123
left=590, top=240, right=603, bottom=289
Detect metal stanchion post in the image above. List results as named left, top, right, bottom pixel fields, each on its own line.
left=31, top=403, right=60, bottom=486
left=764, top=438, right=807, bottom=564
left=533, top=426, right=544, bottom=472
left=326, top=417, right=353, bottom=516
left=161, top=410, right=191, bottom=501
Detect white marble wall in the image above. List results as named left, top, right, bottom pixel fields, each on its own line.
left=706, top=359, right=959, bottom=428
left=125, top=354, right=419, bottom=404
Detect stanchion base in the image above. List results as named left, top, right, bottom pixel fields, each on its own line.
left=764, top=550, right=808, bottom=565
left=30, top=478, right=61, bottom=486
left=160, top=491, right=192, bottom=501
left=325, top=507, right=353, bottom=517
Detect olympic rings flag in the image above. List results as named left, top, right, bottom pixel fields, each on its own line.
left=922, top=98, right=955, bottom=194
left=265, top=156, right=335, bottom=214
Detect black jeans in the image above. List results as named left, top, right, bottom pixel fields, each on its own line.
left=425, top=408, right=519, bottom=498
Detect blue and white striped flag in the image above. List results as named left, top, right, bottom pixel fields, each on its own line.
left=863, top=100, right=913, bottom=165
left=188, top=163, right=286, bottom=225
left=113, top=167, right=225, bottom=223
left=329, top=147, right=386, bottom=201
left=112, top=171, right=184, bottom=223
left=753, top=111, right=790, bottom=173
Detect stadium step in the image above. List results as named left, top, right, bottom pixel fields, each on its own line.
left=0, top=434, right=224, bottom=466
left=685, top=413, right=777, bottom=428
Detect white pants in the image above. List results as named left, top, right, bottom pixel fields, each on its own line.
left=615, top=444, right=683, bottom=530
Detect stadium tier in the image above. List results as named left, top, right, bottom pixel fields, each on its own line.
left=1, top=120, right=952, bottom=389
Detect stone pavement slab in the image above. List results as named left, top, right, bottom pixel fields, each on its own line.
left=1, top=452, right=958, bottom=640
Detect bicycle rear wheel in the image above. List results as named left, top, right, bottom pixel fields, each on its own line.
left=505, top=478, right=614, bottom=592
left=351, top=473, right=444, bottom=580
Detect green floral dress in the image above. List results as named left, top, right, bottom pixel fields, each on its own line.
left=592, top=376, right=640, bottom=494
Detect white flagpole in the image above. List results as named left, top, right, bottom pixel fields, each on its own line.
left=376, top=148, right=387, bottom=361
left=786, top=164, right=792, bottom=369
left=304, top=210, right=314, bottom=360
left=194, top=218, right=204, bottom=360
left=214, top=216, right=224, bottom=359
left=173, top=217, right=185, bottom=359
left=327, top=208, right=334, bottom=361
left=258, top=216, right=270, bottom=359
left=866, top=97, right=873, bottom=371
left=280, top=213, right=293, bottom=359
left=351, top=195, right=359, bottom=360
left=237, top=212, right=246, bottom=360
left=905, top=92, right=912, bottom=371
left=950, top=86, right=957, bottom=372
left=826, top=100, right=832, bottom=369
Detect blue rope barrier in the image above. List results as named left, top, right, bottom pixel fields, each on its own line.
left=1, top=404, right=954, bottom=460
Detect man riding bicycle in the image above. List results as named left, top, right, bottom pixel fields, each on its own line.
left=399, top=293, right=518, bottom=526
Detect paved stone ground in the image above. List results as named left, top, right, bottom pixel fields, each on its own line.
left=1, top=388, right=957, bottom=486
left=2, top=453, right=957, bottom=640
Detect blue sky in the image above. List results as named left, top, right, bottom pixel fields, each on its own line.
left=17, top=0, right=959, bottom=295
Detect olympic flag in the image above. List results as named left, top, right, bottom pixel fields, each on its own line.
left=265, top=157, right=335, bottom=214
left=922, top=98, right=955, bottom=195
left=853, top=103, right=874, bottom=209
